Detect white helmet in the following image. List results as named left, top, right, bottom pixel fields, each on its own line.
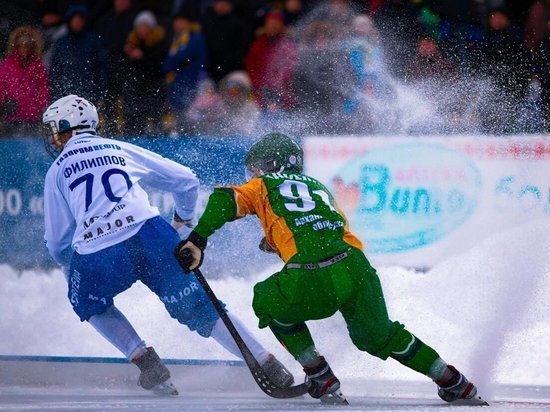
left=42, top=95, right=99, bottom=157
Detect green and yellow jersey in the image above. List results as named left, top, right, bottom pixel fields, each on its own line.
left=194, top=172, right=363, bottom=263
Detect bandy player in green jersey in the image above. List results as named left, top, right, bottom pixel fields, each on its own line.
left=175, top=133, right=488, bottom=406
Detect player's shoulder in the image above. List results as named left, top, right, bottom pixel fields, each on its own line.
left=45, top=161, right=58, bottom=180
left=65, top=134, right=115, bottom=148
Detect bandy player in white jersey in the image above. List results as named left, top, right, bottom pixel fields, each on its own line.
left=42, top=95, right=294, bottom=395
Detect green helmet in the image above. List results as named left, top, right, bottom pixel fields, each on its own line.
left=245, top=133, right=303, bottom=176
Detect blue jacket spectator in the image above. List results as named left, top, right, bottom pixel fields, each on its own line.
left=163, top=10, right=207, bottom=126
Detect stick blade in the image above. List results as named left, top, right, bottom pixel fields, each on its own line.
left=250, top=365, right=309, bottom=398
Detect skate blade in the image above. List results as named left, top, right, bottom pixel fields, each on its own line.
left=150, top=379, right=179, bottom=396
left=320, top=389, right=349, bottom=405
left=452, top=394, right=489, bottom=406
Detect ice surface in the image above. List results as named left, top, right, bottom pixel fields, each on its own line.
left=1, top=384, right=549, bottom=411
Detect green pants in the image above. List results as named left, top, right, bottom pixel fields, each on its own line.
left=253, top=247, right=439, bottom=374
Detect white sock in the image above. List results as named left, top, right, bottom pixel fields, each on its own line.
left=210, top=312, right=270, bottom=365
left=88, top=305, right=146, bottom=361
left=297, top=345, right=321, bottom=366
left=428, top=357, right=450, bottom=381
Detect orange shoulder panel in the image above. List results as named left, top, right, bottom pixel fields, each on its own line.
left=229, top=178, right=298, bottom=262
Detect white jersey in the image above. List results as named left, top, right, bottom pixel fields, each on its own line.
left=43, top=133, right=199, bottom=265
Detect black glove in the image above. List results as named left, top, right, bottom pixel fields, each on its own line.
left=259, top=236, right=276, bottom=254
left=174, top=231, right=207, bottom=272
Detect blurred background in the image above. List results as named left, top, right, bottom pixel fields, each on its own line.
left=0, top=0, right=548, bottom=138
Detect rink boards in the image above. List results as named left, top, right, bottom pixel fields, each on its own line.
left=0, top=355, right=252, bottom=393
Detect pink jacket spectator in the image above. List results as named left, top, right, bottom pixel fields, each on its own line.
left=245, top=10, right=297, bottom=111
left=0, top=26, right=49, bottom=123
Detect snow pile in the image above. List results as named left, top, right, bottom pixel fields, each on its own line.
left=1, top=219, right=548, bottom=392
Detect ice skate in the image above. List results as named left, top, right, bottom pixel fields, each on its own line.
left=261, top=353, right=295, bottom=388
left=149, top=378, right=179, bottom=396
left=133, top=347, right=179, bottom=396
left=436, top=365, right=488, bottom=406
left=304, top=356, right=349, bottom=405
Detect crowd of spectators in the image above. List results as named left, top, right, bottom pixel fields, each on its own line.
left=0, top=0, right=548, bottom=138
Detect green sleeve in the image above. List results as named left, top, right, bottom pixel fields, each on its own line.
left=193, top=188, right=237, bottom=238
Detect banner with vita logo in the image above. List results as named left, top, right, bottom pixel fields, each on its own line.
left=304, top=135, right=550, bottom=268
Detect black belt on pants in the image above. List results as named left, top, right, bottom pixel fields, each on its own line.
left=286, top=250, right=350, bottom=270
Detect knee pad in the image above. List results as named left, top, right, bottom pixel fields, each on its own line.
left=352, top=321, right=409, bottom=360
left=269, top=319, right=308, bottom=335
left=268, top=319, right=315, bottom=360
left=68, top=277, right=114, bottom=322
left=164, top=294, right=223, bottom=338
left=387, top=329, right=424, bottom=363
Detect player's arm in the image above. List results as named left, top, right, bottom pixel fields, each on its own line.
left=126, top=143, right=199, bottom=221
left=173, top=187, right=237, bottom=272
left=195, top=187, right=238, bottom=237
left=43, top=171, right=75, bottom=267
left=174, top=179, right=261, bottom=271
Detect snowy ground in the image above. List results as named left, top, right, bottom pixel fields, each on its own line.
left=1, top=219, right=549, bottom=410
